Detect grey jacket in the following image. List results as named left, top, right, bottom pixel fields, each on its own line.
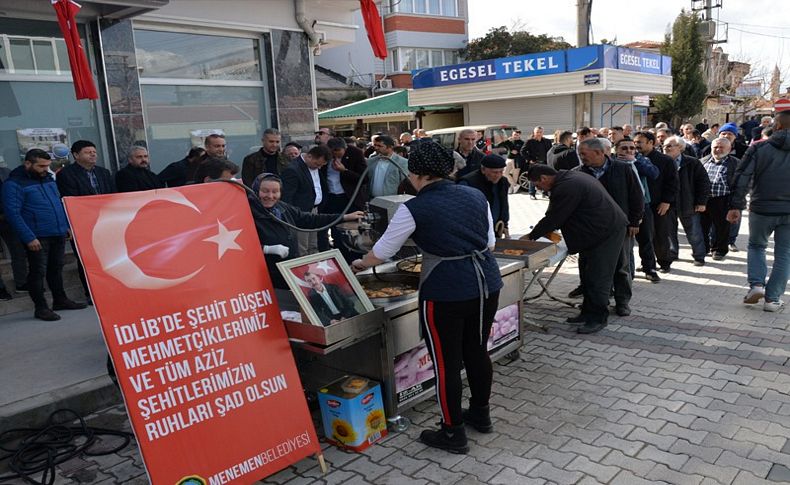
left=730, top=129, right=790, bottom=215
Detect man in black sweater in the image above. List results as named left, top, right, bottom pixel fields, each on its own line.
left=577, top=138, right=644, bottom=317
left=527, top=165, right=628, bottom=334
left=521, top=126, right=553, bottom=199
left=634, top=131, right=679, bottom=273
left=116, top=147, right=163, bottom=193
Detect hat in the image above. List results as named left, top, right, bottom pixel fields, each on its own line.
left=719, top=123, right=738, bottom=135
left=408, top=141, right=454, bottom=178
left=481, top=154, right=506, bottom=169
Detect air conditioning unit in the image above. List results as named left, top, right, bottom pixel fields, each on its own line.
left=377, top=79, right=393, bottom=90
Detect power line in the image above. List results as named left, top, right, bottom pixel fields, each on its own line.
left=729, top=27, right=790, bottom=41
left=727, top=21, right=790, bottom=31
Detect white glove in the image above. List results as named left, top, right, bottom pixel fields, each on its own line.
left=263, top=244, right=289, bottom=258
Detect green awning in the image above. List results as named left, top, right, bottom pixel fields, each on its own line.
left=318, top=90, right=456, bottom=120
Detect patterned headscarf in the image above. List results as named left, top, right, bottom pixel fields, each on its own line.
left=408, top=140, right=455, bottom=178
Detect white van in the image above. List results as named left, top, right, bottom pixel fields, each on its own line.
left=427, top=125, right=518, bottom=154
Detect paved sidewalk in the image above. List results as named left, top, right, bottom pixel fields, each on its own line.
left=2, top=193, right=789, bottom=484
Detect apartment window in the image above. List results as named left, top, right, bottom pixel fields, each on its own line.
left=0, top=19, right=109, bottom=169
left=391, top=0, right=458, bottom=16
left=392, top=47, right=460, bottom=71
left=134, top=29, right=272, bottom=173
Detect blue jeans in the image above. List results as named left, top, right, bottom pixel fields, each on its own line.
left=747, top=213, right=790, bottom=301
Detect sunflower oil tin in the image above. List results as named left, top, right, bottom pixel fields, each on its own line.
left=317, top=376, right=388, bottom=452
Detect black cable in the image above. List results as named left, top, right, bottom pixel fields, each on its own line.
left=0, top=409, right=134, bottom=485
left=215, top=155, right=412, bottom=234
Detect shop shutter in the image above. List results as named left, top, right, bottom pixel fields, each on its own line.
left=465, top=95, right=575, bottom=134
left=592, top=93, right=636, bottom=128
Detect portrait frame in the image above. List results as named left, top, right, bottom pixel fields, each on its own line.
left=277, top=249, right=375, bottom=327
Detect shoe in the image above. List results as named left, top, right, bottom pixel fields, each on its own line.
left=462, top=405, right=493, bottom=433
left=636, top=266, right=644, bottom=272
left=15, top=284, right=28, bottom=293
left=729, top=243, right=739, bottom=252
left=615, top=304, right=631, bottom=316
left=419, top=423, right=469, bottom=454
left=645, top=272, right=661, bottom=283
left=565, top=313, right=586, bottom=324
left=577, top=315, right=608, bottom=334
left=693, top=260, right=705, bottom=266
left=0, top=288, right=12, bottom=301
left=34, top=308, right=61, bottom=321
left=542, top=193, right=549, bottom=198
left=764, top=299, right=785, bottom=312
left=712, top=254, right=725, bottom=261
left=52, top=299, right=88, bottom=311
left=568, top=286, right=584, bottom=298
left=658, top=266, right=671, bottom=273
left=743, top=286, right=765, bottom=304
left=530, top=194, right=537, bottom=200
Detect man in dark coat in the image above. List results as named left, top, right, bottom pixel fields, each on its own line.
left=459, top=154, right=510, bottom=237
left=56, top=140, right=116, bottom=304
left=241, top=128, right=290, bottom=187
left=527, top=165, right=628, bottom=334
left=547, top=130, right=580, bottom=171
left=577, top=138, right=644, bottom=317
left=455, top=129, right=485, bottom=179
left=304, top=270, right=358, bottom=326
left=281, top=145, right=330, bottom=256
left=662, top=136, right=711, bottom=268
left=158, top=147, right=205, bottom=187
left=325, top=137, right=367, bottom=261
left=116, top=147, right=163, bottom=193
left=634, top=131, right=679, bottom=273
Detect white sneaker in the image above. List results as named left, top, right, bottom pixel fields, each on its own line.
left=765, top=300, right=785, bottom=312
left=729, top=244, right=739, bottom=252
left=744, top=286, right=765, bottom=304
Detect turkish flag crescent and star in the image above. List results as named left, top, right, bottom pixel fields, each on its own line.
left=63, top=183, right=320, bottom=484
left=360, top=0, right=387, bottom=59
left=51, top=0, right=99, bottom=100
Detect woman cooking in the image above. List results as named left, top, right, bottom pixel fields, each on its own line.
left=351, top=141, right=502, bottom=454
left=248, top=173, right=363, bottom=289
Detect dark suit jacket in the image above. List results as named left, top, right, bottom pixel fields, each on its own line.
left=578, top=159, right=644, bottom=228
left=56, top=162, right=116, bottom=197
left=677, top=155, right=711, bottom=216
left=281, top=156, right=327, bottom=212
left=308, top=283, right=359, bottom=326
left=116, top=165, right=163, bottom=193
left=645, top=149, right=679, bottom=207
left=338, top=146, right=368, bottom=209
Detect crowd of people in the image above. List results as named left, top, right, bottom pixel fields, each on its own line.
left=515, top=113, right=790, bottom=333
left=0, top=113, right=786, bottom=455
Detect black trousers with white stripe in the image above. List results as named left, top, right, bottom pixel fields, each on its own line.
left=419, top=291, right=500, bottom=426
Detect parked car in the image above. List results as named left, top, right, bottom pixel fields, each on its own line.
left=427, top=124, right=517, bottom=154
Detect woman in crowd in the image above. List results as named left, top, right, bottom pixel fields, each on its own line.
left=351, top=142, right=502, bottom=454
left=248, top=172, right=362, bottom=288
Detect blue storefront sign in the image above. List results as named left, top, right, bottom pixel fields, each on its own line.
left=412, top=44, right=672, bottom=90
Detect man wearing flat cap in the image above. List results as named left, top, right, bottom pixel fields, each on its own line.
left=459, top=154, right=510, bottom=238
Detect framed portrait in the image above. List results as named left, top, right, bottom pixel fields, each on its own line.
left=277, top=249, right=375, bottom=327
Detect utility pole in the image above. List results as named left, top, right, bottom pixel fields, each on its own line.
left=575, top=0, right=593, bottom=129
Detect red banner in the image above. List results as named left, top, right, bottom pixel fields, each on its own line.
left=51, top=0, right=99, bottom=100
left=64, top=183, right=320, bottom=484
left=360, top=0, right=387, bottom=60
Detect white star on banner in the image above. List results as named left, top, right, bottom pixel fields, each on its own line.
left=315, top=260, right=334, bottom=274
left=203, top=220, right=242, bottom=259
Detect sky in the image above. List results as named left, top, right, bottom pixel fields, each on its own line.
left=467, top=0, right=790, bottom=91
